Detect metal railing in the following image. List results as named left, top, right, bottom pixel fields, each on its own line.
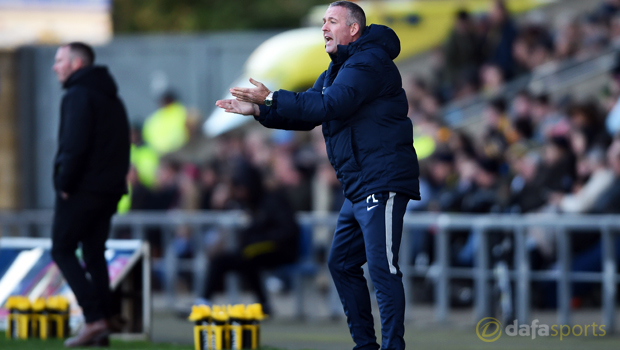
left=0, top=211, right=618, bottom=329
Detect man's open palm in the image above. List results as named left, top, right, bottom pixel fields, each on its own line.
left=215, top=99, right=257, bottom=116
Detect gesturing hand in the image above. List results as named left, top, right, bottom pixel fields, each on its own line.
left=215, top=98, right=259, bottom=116
left=230, top=78, right=271, bottom=105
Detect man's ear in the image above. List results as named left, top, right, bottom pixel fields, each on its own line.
left=70, top=56, right=84, bottom=71
left=350, top=22, right=360, bottom=37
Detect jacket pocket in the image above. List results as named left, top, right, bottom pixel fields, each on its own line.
left=349, top=128, right=362, bottom=171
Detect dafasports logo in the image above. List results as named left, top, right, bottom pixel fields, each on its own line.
left=477, top=318, right=607, bottom=342
left=476, top=317, right=502, bottom=342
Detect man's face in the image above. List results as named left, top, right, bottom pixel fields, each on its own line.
left=53, top=46, right=80, bottom=83
left=322, top=6, right=354, bottom=54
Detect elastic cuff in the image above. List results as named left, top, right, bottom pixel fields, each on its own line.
left=272, top=90, right=278, bottom=109
left=256, top=105, right=270, bottom=119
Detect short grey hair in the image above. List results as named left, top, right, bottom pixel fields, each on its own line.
left=329, top=1, right=366, bottom=33
left=64, top=42, right=95, bottom=66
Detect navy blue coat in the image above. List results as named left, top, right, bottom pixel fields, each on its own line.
left=256, top=24, right=420, bottom=203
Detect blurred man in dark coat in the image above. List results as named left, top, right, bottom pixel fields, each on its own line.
left=51, top=42, right=130, bottom=347
left=201, top=161, right=299, bottom=315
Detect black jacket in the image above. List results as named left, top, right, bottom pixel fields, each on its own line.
left=256, top=25, right=420, bottom=202
left=240, top=190, right=300, bottom=264
left=53, top=66, right=130, bottom=196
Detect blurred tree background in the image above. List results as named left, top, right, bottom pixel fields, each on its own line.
left=113, top=0, right=331, bottom=33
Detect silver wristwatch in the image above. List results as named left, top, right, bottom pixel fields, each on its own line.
left=264, top=91, right=274, bottom=107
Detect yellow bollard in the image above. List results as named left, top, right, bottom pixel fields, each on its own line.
left=189, top=305, right=212, bottom=350
left=5, top=296, right=32, bottom=339
left=227, top=305, right=245, bottom=350
left=211, top=309, right=229, bottom=350
left=5, top=296, right=17, bottom=339
left=46, top=296, right=70, bottom=338
left=246, top=304, right=266, bottom=349
left=240, top=306, right=254, bottom=349
left=31, top=298, right=48, bottom=339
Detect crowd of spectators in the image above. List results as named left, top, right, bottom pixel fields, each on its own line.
left=124, top=0, right=620, bottom=306
left=439, top=0, right=620, bottom=102
left=402, top=0, right=620, bottom=308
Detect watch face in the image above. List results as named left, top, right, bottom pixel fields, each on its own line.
left=265, top=99, right=272, bottom=107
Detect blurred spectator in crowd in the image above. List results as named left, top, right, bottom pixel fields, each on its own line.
left=513, top=17, right=553, bottom=74
left=510, top=90, right=533, bottom=119
left=116, top=123, right=159, bottom=215
left=480, top=64, right=505, bottom=95
left=539, top=137, right=577, bottom=195
left=444, top=10, right=481, bottom=99
left=168, top=164, right=202, bottom=288
left=132, top=159, right=181, bottom=260
left=434, top=153, right=477, bottom=213
left=590, top=138, right=620, bottom=213
left=512, top=117, right=535, bottom=144
left=482, top=0, right=518, bottom=79
left=604, top=63, right=620, bottom=134
left=507, top=148, right=542, bottom=213
left=523, top=137, right=578, bottom=271
left=463, top=158, right=503, bottom=214
left=199, top=161, right=299, bottom=315
left=531, top=94, right=568, bottom=143
left=130, top=123, right=159, bottom=188
left=198, top=161, right=220, bottom=210
left=144, top=159, right=181, bottom=210
left=455, top=157, right=504, bottom=266
left=568, top=102, right=611, bottom=151
left=610, top=15, right=620, bottom=45
left=268, top=130, right=313, bottom=212
left=142, top=91, right=189, bottom=155
left=178, top=163, right=201, bottom=211
left=603, top=67, right=620, bottom=136
left=408, top=151, right=458, bottom=264
left=598, top=0, right=620, bottom=18
left=419, top=151, right=458, bottom=212
left=244, top=130, right=272, bottom=170
left=549, top=147, right=614, bottom=213
left=555, top=16, right=582, bottom=60
left=482, top=98, right=513, bottom=158
left=578, top=14, right=610, bottom=60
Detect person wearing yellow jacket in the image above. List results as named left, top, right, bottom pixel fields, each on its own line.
left=142, top=91, right=189, bottom=155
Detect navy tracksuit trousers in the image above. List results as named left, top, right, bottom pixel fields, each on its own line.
left=328, top=191, right=409, bottom=350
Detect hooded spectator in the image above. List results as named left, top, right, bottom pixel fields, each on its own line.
left=201, top=161, right=300, bottom=315
left=482, top=0, right=519, bottom=78
left=444, top=10, right=482, bottom=96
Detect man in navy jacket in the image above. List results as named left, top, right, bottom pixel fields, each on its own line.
left=216, top=2, right=419, bottom=349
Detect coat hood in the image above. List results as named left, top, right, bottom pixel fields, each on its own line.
left=63, top=66, right=119, bottom=97
left=332, top=24, right=401, bottom=63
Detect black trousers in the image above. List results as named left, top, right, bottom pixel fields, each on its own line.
left=51, top=192, right=120, bottom=323
left=203, top=251, right=287, bottom=310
